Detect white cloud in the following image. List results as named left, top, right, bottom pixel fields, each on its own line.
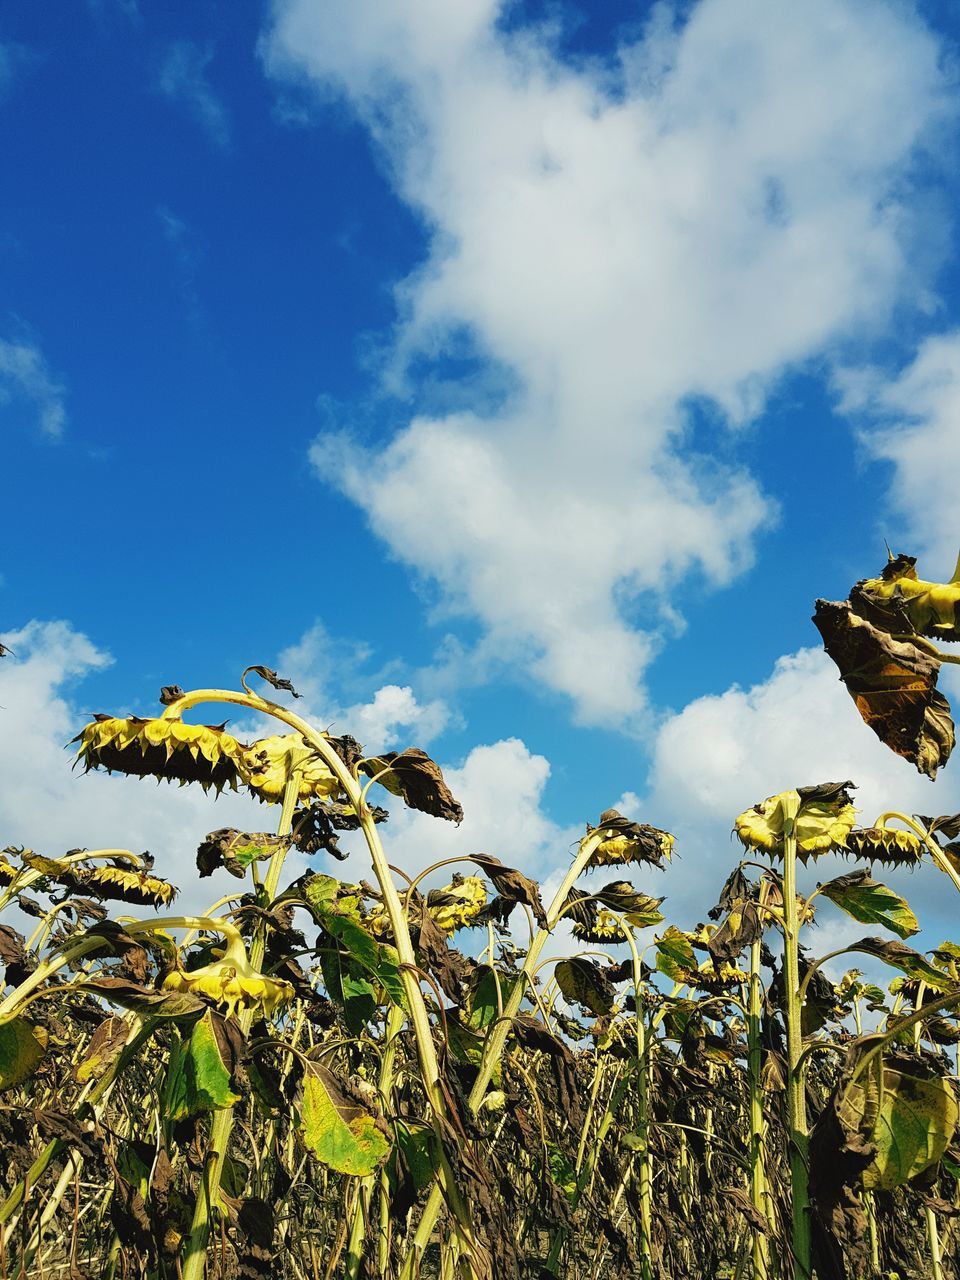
left=0, top=337, right=67, bottom=438
left=159, top=42, right=231, bottom=148
left=644, top=645, right=960, bottom=941
left=264, top=0, right=953, bottom=725
left=836, top=331, right=960, bottom=575
left=273, top=619, right=453, bottom=750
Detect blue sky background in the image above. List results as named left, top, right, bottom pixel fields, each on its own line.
left=5, top=0, right=960, bottom=956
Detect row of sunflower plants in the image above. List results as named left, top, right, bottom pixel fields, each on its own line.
left=0, top=550, right=960, bottom=1277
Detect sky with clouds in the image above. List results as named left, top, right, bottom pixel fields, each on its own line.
left=4, top=0, right=960, bottom=957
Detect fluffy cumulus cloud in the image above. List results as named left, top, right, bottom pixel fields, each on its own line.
left=263, top=0, right=953, bottom=726
left=644, top=645, right=960, bottom=942
left=273, top=620, right=453, bottom=750
left=836, top=331, right=960, bottom=575
left=0, top=337, right=67, bottom=438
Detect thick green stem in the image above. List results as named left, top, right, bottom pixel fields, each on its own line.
left=781, top=793, right=812, bottom=1280
left=925, top=1204, right=944, bottom=1280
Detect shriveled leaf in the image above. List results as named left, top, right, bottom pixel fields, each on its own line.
left=706, top=899, right=762, bottom=962
left=554, top=957, right=615, bottom=1017
left=299, top=1061, right=390, bottom=1175
left=75, top=1016, right=131, bottom=1083
left=196, top=828, right=285, bottom=880
left=360, top=748, right=463, bottom=823
left=820, top=871, right=919, bottom=939
left=847, top=938, right=953, bottom=991
left=469, top=854, right=547, bottom=928
left=0, top=1017, right=48, bottom=1090
left=79, top=976, right=208, bottom=1020
left=814, top=598, right=954, bottom=778
left=594, top=881, right=665, bottom=929
left=244, top=666, right=302, bottom=699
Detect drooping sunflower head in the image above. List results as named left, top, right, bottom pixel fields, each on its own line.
left=572, top=909, right=625, bottom=944
left=843, top=825, right=924, bottom=868
left=426, top=875, right=487, bottom=935
left=74, top=716, right=245, bottom=792
left=857, top=552, right=960, bottom=640
left=163, top=928, right=294, bottom=1020
left=237, top=735, right=342, bottom=805
left=735, top=783, right=856, bottom=859
left=83, top=864, right=178, bottom=907
left=587, top=811, right=675, bottom=870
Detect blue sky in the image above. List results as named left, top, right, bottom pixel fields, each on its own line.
left=5, top=0, right=960, bottom=950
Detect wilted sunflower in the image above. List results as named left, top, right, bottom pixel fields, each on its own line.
left=426, top=876, right=487, bottom=934
left=163, top=929, right=294, bottom=1019
left=74, top=716, right=245, bottom=792
left=0, top=850, right=20, bottom=886
left=587, top=811, right=675, bottom=870
left=858, top=552, right=960, bottom=640
left=82, top=864, right=178, bottom=907
left=18, top=852, right=177, bottom=906
left=843, top=825, right=924, bottom=868
left=572, top=909, right=625, bottom=943
left=735, top=783, right=856, bottom=859
left=236, top=735, right=341, bottom=805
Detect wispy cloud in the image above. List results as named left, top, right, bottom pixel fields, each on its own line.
left=264, top=0, right=954, bottom=729
left=159, top=41, right=230, bottom=148
left=0, top=336, right=67, bottom=438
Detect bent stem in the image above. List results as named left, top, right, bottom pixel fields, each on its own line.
left=780, top=793, right=812, bottom=1280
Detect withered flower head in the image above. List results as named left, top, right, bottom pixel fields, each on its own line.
left=425, top=875, right=487, bottom=935
left=82, top=864, right=178, bottom=907
left=163, top=928, right=294, bottom=1020
left=843, top=825, right=924, bottom=868
left=74, top=716, right=245, bottom=792
left=858, top=551, right=960, bottom=640
left=734, top=783, right=856, bottom=859
left=237, top=735, right=341, bottom=805
left=572, top=909, right=625, bottom=943
left=587, top=810, right=674, bottom=870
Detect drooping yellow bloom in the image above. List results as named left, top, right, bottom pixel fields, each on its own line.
left=163, top=928, right=294, bottom=1020
left=735, top=787, right=856, bottom=858
left=83, top=865, right=178, bottom=906
left=590, top=825, right=675, bottom=869
left=859, top=552, right=960, bottom=638
left=426, top=876, right=487, bottom=934
left=572, top=909, right=624, bottom=943
left=74, top=716, right=245, bottom=792
left=844, top=825, right=924, bottom=867
left=237, top=734, right=340, bottom=805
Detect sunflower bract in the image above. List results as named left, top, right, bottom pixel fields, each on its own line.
left=74, top=716, right=245, bottom=792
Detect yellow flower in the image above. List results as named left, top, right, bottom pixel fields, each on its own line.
left=588, top=815, right=675, bottom=869
left=163, top=928, right=294, bottom=1020
left=735, top=786, right=856, bottom=858
left=572, top=909, right=624, bottom=943
left=426, top=876, right=487, bottom=934
left=74, top=716, right=245, bottom=792
left=859, top=553, right=960, bottom=638
left=83, top=865, right=178, bottom=907
left=237, top=734, right=340, bottom=805
left=844, top=826, right=924, bottom=867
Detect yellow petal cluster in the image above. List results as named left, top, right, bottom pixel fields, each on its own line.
left=572, top=909, right=624, bottom=943
left=75, top=716, right=245, bottom=792
left=844, top=826, right=924, bottom=867
left=860, top=555, right=960, bottom=637
left=237, top=735, right=340, bottom=805
left=590, top=828, right=675, bottom=868
left=83, top=865, right=178, bottom=907
left=163, top=931, right=294, bottom=1020
left=426, top=876, right=487, bottom=935
left=735, top=791, right=856, bottom=857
